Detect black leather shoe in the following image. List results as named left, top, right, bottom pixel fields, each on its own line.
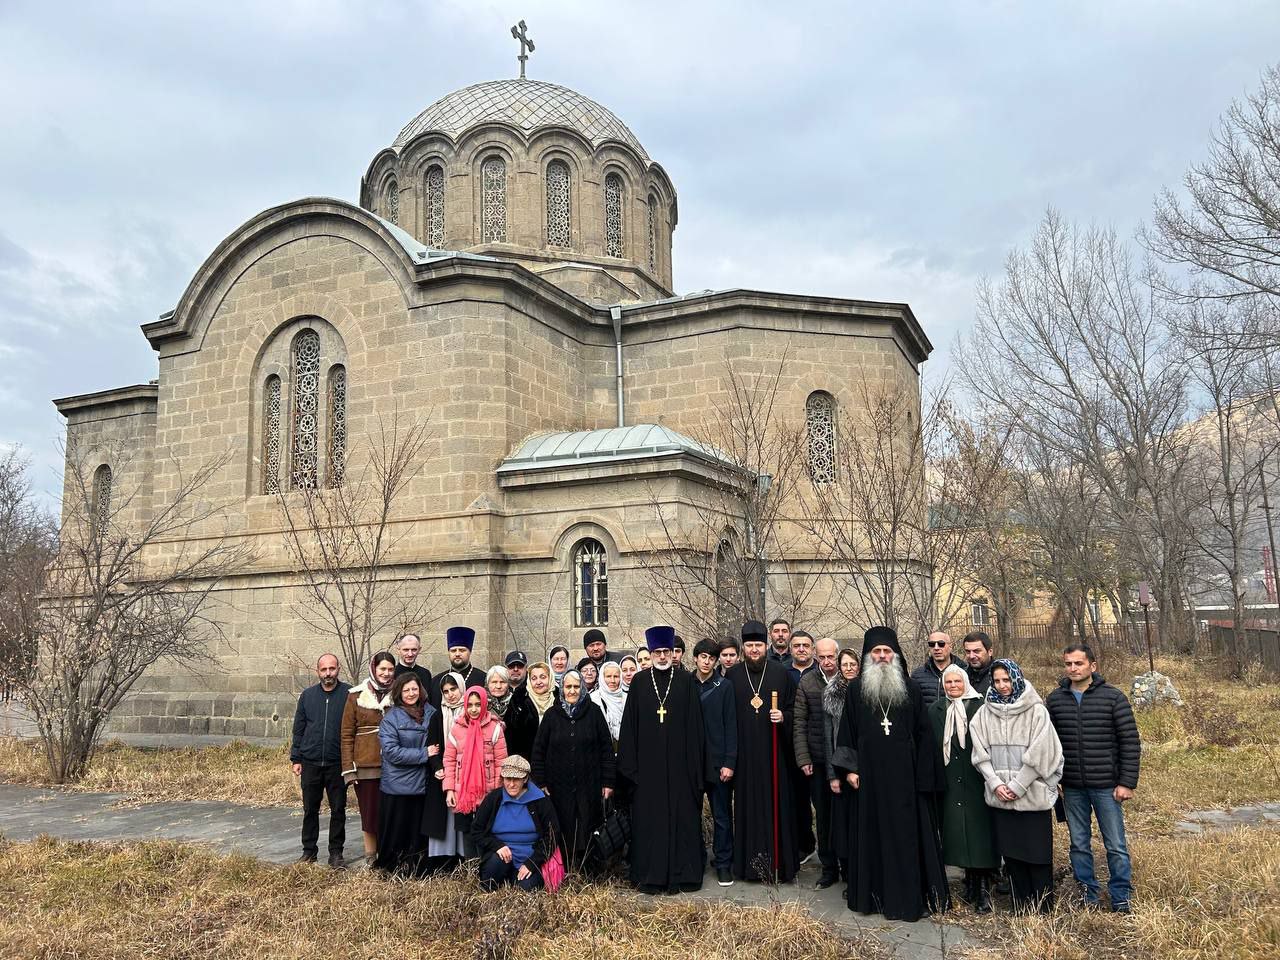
left=814, top=874, right=838, bottom=890
left=716, top=868, right=734, bottom=887
left=976, top=878, right=993, bottom=915
left=295, top=852, right=318, bottom=864
left=328, top=852, right=345, bottom=869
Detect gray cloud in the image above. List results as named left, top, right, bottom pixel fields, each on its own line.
left=1, top=0, right=1278, bottom=508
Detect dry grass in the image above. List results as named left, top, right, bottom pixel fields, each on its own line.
left=950, top=650, right=1280, bottom=960
left=0, top=835, right=884, bottom=960
left=0, top=738, right=298, bottom=806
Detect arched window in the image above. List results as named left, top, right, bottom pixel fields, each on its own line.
left=806, top=391, right=836, bottom=483
left=604, top=173, right=624, bottom=258
left=262, top=375, right=282, bottom=495
left=647, top=194, right=658, bottom=273
left=481, top=156, right=507, bottom=242
left=573, top=538, right=609, bottom=627
left=290, top=330, right=321, bottom=489
left=384, top=177, right=399, bottom=225
left=714, top=538, right=743, bottom=637
left=91, top=464, right=112, bottom=532
left=424, top=165, right=445, bottom=247
left=546, top=160, right=571, bottom=247
left=327, top=365, right=347, bottom=487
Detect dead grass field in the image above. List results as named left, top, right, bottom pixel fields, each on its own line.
left=0, top=835, right=882, bottom=960
left=1, top=650, right=1278, bottom=959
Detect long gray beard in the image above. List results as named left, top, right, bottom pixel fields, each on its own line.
left=862, top=655, right=907, bottom=710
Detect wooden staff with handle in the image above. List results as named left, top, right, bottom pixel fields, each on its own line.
left=771, top=688, right=779, bottom=879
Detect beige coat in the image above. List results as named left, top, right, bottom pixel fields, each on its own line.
left=340, top=680, right=390, bottom=780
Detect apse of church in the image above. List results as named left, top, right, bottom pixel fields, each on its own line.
left=54, top=49, right=931, bottom=743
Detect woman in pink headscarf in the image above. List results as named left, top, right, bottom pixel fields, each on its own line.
left=444, top=686, right=509, bottom=823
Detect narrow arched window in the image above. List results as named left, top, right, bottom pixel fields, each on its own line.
left=647, top=194, right=658, bottom=273
left=91, top=464, right=112, bottom=532
left=573, top=538, right=609, bottom=627
left=481, top=157, right=507, bottom=242
left=806, top=391, right=836, bottom=483
left=327, top=365, right=347, bottom=487
left=291, top=330, right=321, bottom=489
left=384, top=177, right=399, bottom=225
left=262, top=375, right=282, bottom=495
left=715, top=539, right=742, bottom=637
left=424, top=165, right=445, bottom=247
left=546, top=160, right=571, bottom=247
left=605, top=173, right=624, bottom=258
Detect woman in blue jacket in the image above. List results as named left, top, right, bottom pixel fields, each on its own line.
left=375, top=672, right=436, bottom=876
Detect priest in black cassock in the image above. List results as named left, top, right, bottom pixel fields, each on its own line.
left=727, top=619, right=798, bottom=883
left=616, top=625, right=706, bottom=893
left=833, top=625, right=950, bottom=921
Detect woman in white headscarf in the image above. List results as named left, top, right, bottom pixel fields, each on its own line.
left=928, top=663, right=999, bottom=913
left=590, top=660, right=627, bottom=748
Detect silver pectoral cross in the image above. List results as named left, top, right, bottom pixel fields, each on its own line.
left=511, top=20, right=535, bottom=79
left=880, top=714, right=892, bottom=736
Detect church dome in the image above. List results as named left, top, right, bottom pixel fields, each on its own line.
left=391, top=79, right=650, bottom=162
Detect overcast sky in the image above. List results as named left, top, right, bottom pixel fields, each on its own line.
left=2, top=0, right=1278, bottom=505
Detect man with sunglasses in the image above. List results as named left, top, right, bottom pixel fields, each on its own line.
left=908, top=631, right=964, bottom=710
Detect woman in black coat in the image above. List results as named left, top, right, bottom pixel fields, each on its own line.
left=531, top=669, right=615, bottom=866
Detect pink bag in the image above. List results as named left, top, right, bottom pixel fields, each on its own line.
left=540, top=848, right=566, bottom=891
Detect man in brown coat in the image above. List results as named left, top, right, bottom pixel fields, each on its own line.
left=793, top=637, right=841, bottom=888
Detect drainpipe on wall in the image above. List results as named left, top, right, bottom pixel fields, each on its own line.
left=610, top=305, right=625, bottom=428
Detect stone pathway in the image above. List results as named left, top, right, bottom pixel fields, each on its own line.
left=0, top=782, right=973, bottom=959
left=1175, top=802, right=1280, bottom=833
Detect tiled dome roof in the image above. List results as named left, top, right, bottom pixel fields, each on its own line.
left=392, top=79, right=649, bottom=161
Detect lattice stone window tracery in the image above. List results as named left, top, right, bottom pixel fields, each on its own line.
left=573, top=538, right=609, bottom=627
left=647, top=194, right=658, bottom=273
left=481, top=157, right=507, bottom=242
left=327, top=365, right=347, bottom=487
left=425, top=165, right=445, bottom=247
left=605, top=174, right=624, bottom=258
left=92, top=464, right=112, bottom=532
left=806, top=391, right=836, bottom=484
left=263, top=376, right=282, bottom=495
left=291, top=330, right=321, bottom=489
left=546, top=160, right=571, bottom=247
left=385, top=178, right=399, bottom=225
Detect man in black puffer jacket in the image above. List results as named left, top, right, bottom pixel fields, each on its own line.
left=909, top=631, right=965, bottom=710
left=1045, top=643, right=1140, bottom=914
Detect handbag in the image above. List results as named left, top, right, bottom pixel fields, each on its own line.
left=540, top=847, right=566, bottom=891
left=588, top=800, right=631, bottom=862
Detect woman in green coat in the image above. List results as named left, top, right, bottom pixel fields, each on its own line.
left=929, top=663, right=999, bottom=913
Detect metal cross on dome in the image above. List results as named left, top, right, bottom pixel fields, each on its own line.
left=511, top=20, right=535, bottom=79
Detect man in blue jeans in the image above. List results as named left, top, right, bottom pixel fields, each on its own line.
left=1045, top=643, right=1140, bottom=913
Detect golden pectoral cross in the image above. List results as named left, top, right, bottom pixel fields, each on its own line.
left=657, top=704, right=667, bottom=724
left=880, top=715, right=892, bottom=736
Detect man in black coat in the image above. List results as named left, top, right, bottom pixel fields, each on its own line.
left=794, top=637, right=842, bottom=889
left=290, top=653, right=351, bottom=867
left=1045, top=643, right=1141, bottom=913
left=393, top=633, right=433, bottom=694
left=582, top=628, right=623, bottom=669
left=963, top=631, right=994, bottom=695
left=910, top=631, right=965, bottom=710
left=617, top=626, right=705, bottom=893
left=693, top=638, right=737, bottom=886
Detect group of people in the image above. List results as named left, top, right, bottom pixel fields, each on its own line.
left=290, top=619, right=1140, bottom=917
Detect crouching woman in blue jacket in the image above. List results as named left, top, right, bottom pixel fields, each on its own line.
left=376, top=672, right=436, bottom=876
left=469, top=754, right=563, bottom=891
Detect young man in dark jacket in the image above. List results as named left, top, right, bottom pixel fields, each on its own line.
left=693, top=638, right=737, bottom=886
left=290, top=653, right=351, bottom=867
left=909, top=631, right=965, bottom=710
left=1045, top=643, right=1140, bottom=913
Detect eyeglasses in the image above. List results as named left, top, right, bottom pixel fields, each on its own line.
left=926, top=641, right=948, bottom=648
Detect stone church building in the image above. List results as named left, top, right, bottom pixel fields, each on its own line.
left=55, top=75, right=931, bottom=741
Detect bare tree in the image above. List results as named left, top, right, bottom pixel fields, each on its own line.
left=276, top=414, right=456, bottom=683
left=627, top=356, right=824, bottom=640
left=0, top=450, right=57, bottom=690
left=3, top=443, right=254, bottom=782
left=957, top=209, right=1196, bottom=645
left=1148, top=64, right=1280, bottom=305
